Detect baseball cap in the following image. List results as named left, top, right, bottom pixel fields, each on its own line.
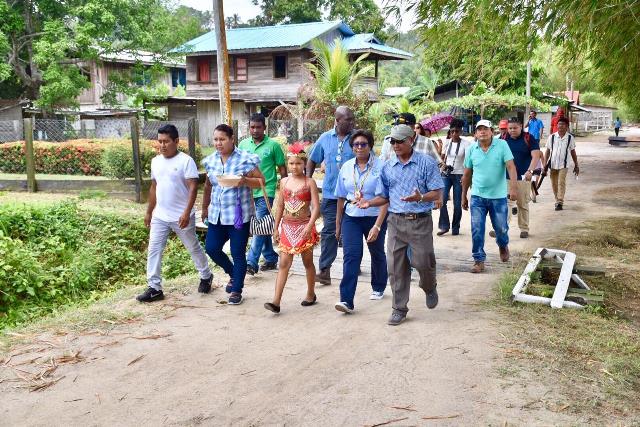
left=498, top=119, right=508, bottom=129
left=389, top=124, right=415, bottom=140
left=475, top=119, right=493, bottom=129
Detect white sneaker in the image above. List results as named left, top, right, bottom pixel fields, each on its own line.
left=334, top=302, right=353, bottom=313
left=369, top=291, right=384, bottom=300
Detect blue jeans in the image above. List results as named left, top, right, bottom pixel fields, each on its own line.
left=470, top=195, right=509, bottom=262
left=319, top=198, right=339, bottom=271
left=205, top=221, right=250, bottom=294
left=247, top=196, right=278, bottom=269
left=339, top=215, right=388, bottom=309
left=439, top=174, right=463, bottom=233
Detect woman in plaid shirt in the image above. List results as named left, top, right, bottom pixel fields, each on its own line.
left=202, top=124, right=265, bottom=305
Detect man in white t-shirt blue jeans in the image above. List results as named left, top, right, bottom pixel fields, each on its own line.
left=136, top=124, right=213, bottom=302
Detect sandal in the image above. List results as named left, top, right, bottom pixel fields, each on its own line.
left=264, top=302, right=280, bottom=313
left=301, top=295, right=317, bottom=307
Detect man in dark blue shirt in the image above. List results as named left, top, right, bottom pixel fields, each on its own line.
left=503, top=117, right=541, bottom=238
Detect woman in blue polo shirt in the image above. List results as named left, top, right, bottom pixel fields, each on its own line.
left=334, top=129, right=389, bottom=313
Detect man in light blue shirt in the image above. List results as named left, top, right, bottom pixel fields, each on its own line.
left=462, top=120, right=518, bottom=273
left=358, top=124, right=443, bottom=326
left=307, top=106, right=355, bottom=285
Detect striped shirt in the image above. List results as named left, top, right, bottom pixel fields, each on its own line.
left=202, top=148, right=261, bottom=225
left=376, top=150, right=444, bottom=213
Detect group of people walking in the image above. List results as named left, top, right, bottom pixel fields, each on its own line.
left=136, top=106, right=580, bottom=326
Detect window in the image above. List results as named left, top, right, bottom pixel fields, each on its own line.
left=171, top=68, right=186, bottom=87
left=197, top=58, right=210, bottom=82
left=235, top=57, right=247, bottom=82
left=273, top=55, right=287, bottom=79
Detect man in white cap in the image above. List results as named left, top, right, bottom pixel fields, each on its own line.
left=461, top=120, right=518, bottom=273
left=358, top=124, right=444, bottom=326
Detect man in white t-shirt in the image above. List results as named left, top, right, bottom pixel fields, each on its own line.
left=136, top=124, right=213, bottom=302
left=437, top=118, right=471, bottom=236
left=542, top=117, right=579, bottom=211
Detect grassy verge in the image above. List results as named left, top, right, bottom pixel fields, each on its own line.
left=492, top=216, right=640, bottom=421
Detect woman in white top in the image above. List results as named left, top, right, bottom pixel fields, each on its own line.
left=438, top=118, right=471, bottom=236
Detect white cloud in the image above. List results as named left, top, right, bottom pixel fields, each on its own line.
left=177, top=0, right=416, bottom=32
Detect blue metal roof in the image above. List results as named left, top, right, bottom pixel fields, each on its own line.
left=172, top=21, right=412, bottom=59
left=340, top=33, right=412, bottom=59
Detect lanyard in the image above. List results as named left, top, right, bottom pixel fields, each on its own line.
left=335, top=132, right=351, bottom=165
left=352, top=156, right=373, bottom=199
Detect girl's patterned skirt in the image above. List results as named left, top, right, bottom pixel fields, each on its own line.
left=278, top=217, right=319, bottom=255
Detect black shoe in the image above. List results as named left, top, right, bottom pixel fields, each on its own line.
left=198, top=276, right=213, bottom=294
left=555, top=203, right=563, bottom=211
left=228, top=292, right=243, bottom=305
left=452, top=230, right=460, bottom=236
left=260, top=262, right=278, bottom=272
left=426, top=287, right=438, bottom=309
left=246, top=265, right=258, bottom=276
left=264, top=302, right=280, bottom=313
left=301, top=295, right=317, bottom=306
left=136, top=287, right=164, bottom=302
left=225, top=279, right=233, bottom=294
left=437, top=229, right=449, bottom=236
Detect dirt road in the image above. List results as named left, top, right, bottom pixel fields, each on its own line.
left=1, top=133, right=639, bottom=426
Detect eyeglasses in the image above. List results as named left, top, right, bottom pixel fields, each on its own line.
left=389, top=138, right=406, bottom=145
left=352, top=142, right=369, bottom=148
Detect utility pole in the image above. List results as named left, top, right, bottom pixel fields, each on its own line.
left=213, top=0, right=232, bottom=124
left=525, top=59, right=531, bottom=120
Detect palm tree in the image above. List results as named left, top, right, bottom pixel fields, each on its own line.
left=306, top=39, right=374, bottom=103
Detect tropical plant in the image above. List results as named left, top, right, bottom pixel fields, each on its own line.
left=306, top=39, right=374, bottom=104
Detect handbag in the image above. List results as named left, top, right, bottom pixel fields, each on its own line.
left=250, top=180, right=275, bottom=236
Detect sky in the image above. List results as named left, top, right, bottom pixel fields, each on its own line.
left=177, top=0, right=416, bottom=32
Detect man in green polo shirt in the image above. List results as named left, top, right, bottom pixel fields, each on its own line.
left=461, top=120, right=517, bottom=273
left=239, top=113, right=287, bottom=275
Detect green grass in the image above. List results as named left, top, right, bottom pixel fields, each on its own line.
left=0, top=173, right=113, bottom=181
left=491, top=216, right=640, bottom=421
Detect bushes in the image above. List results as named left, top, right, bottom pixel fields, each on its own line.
left=0, top=139, right=203, bottom=178
left=0, top=201, right=204, bottom=327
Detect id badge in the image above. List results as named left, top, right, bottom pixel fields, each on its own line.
left=335, top=155, right=342, bottom=163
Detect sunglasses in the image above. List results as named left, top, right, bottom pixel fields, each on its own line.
left=352, top=142, right=369, bottom=148
left=389, top=138, right=407, bottom=145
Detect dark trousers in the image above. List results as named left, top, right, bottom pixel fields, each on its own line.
left=205, top=221, right=250, bottom=294
left=339, top=214, right=388, bottom=309
left=319, top=198, right=339, bottom=271
left=615, top=127, right=620, bottom=136
left=438, top=173, right=463, bottom=233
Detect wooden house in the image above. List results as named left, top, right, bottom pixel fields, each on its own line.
left=171, top=21, right=412, bottom=145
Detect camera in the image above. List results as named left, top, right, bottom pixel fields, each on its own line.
left=441, top=165, right=454, bottom=177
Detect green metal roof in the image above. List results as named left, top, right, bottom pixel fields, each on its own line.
left=172, top=21, right=412, bottom=60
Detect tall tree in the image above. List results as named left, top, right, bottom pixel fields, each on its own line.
left=387, top=0, right=640, bottom=113
left=251, top=0, right=323, bottom=25
left=0, top=0, right=207, bottom=110
left=327, top=0, right=386, bottom=37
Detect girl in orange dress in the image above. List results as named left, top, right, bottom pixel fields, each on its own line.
left=264, top=143, right=320, bottom=313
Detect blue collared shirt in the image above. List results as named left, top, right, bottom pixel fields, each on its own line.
left=334, top=154, right=384, bottom=217
left=376, top=150, right=444, bottom=213
left=527, top=118, right=544, bottom=139
left=202, top=148, right=261, bottom=225
left=309, top=128, right=355, bottom=199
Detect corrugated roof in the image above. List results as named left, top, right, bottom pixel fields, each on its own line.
left=172, top=21, right=412, bottom=59
left=174, top=21, right=352, bottom=53
left=340, top=33, right=412, bottom=59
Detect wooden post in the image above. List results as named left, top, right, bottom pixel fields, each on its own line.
left=130, top=117, right=143, bottom=203
left=187, top=118, right=197, bottom=159
left=213, top=0, right=232, bottom=124
left=24, top=118, right=37, bottom=193
left=232, top=120, right=238, bottom=146
left=194, top=118, right=200, bottom=144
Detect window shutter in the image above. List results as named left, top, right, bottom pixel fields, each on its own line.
left=197, top=58, right=210, bottom=82
left=235, top=57, right=247, bottom=82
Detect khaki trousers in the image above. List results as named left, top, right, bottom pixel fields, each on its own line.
left=386, top=213, right=437, bottom=314
left=550, top=168, right=568, bottom=204
left=507, top=180, right=531, bottom=232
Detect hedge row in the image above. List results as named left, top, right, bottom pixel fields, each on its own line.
left=0, top=139, right=202, bottom=178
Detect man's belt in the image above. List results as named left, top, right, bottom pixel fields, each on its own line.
left=391, top=211, right=431, bottom=220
